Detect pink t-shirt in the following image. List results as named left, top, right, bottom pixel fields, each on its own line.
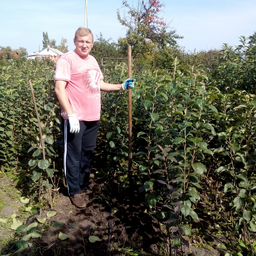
left=55, top=51, right=103, bottom=121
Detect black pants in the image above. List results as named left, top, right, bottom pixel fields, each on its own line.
left=63, top=120, right=100, bottom=196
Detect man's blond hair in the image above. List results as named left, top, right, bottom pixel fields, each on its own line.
left=74, top=27, right=94, bottom=42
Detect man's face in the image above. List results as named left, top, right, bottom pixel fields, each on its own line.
left=74, top=34, right=94, bottom=58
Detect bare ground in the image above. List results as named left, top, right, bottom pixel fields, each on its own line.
left=0, top=174, right=221, bottom=256
left=0, top=173, right=24, bottom=249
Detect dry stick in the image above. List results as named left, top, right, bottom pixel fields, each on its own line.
left=29, top=80, right=46, bottom=160
left=128, top=45, right=133, bottom=173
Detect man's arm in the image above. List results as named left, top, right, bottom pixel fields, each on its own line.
left=99, top=80, right=122, bottom=92
left=55, top=80, right=74, bottom=115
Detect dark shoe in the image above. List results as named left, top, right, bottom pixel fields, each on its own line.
left=70, top=193, right=87, bottom=209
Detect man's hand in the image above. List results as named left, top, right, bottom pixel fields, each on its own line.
left=122, top=79, right=135, bottom=90
left=68, top=114, right=80, bottom=133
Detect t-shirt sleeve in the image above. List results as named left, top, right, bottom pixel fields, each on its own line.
left=54, top=57, right=71, bottom=81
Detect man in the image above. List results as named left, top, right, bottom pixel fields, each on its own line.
left=55, top=27, right=134, bottom=208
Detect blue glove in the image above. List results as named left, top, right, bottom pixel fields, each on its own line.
left=122, top=79, right=135, bottom=90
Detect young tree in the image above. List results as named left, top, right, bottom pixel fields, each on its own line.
left=118, top=1, right=180, bottom=49
left=117, top=0, right=181, bottom=69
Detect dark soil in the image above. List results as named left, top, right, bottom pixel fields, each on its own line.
left=0, top=176, right=158, bottom=256
left=0, top=174, right=221, bottom=256
left=35, top=185, right=131, bottom=256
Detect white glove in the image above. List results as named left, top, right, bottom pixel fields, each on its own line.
left=68, top=114, right=80, bottom=133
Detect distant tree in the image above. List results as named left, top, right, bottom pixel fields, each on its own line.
left=117, top=0, right=181, bottom=56
left=42, top=32, right=56, bottom=49
left=42, top=32, right=50, bottom=48
left=186, top=50, right=222, bottom=74
left=92, top=34, right=123, bottom=63
left=0, top=47, right=27, bottom=60
left=58, top=38, right=68, bottom=53
left=211, top=33, right=256, bottom=92
left=42, top=32, right=68, bottom=52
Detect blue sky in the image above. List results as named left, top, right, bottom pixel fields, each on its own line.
left=1, top=0, right=256, bottom=54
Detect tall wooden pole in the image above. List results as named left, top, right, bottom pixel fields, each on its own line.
left=128, top=45, right=133, bottom=173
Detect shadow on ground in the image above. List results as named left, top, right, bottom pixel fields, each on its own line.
left=0, top=176, right=168, bottom=256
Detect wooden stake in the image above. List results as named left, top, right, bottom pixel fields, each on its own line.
left=29, top=80, right=45, bottom=160
left=128, top=45, right=133, bottom=172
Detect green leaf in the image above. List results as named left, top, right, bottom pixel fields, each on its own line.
left=173, top=137, right=185, bottom=145
left=143, top=100, right=153, bottom=110
left=234, top=104, right=247, bottom=110
left=116, top=126, right=121, bottom=134
left=150, top=113, right=159, bottom=122
left=224, top=183, right=234, bottom=193
left=204, top=123, right=216, bottom=136
left=89, top=235, right=102, bottom=243
left=31, top=171, right=42, bottom=182
left=15, top=240, right=30, bottom=252
left=10, top=217, right=23, bottom=230
left=24, top=222, right=38, bottom=232
left=147, top=195, right=157, bottom=209
left=236, top=153, right=247, bottom=166
left=188, top=187, right=200, bottom=203
left=58, top=232, right=69, bottom=240
left=243, top=210, right=251, bottom=222
left=20, top=196, right=30, bottom=204
left=36, top=217, right=47, bottom=224
left=238, top=240, right=248, bottom=249
left=32, top=148, right=41, bottom=157
left=233, top=196, right=243, bottom=211
left=144, top=181, right=154, bottom=192
left=249, top=220, right=256, bottom=232
left=109, top=141, right=115, bottom=148
left=238, top=189, right=247, bottom=198
left=6, top=131, right=13, bottom=137
left=22, top=232, right=41, bottom=241
left=46, top=210, right=57, bottom=218
left=189, top=209, right=199, bottom=222
left=215, top=166, right=226, bottom=173
left=28, top=159, right=37, bottom=167
left=209, top=105, right=218, bottom=113
left=181, top=200, right=191, bottom=217
left=106, top=132, right=112, bottom=139
left=46, top=168, right=55, bottom=178
left=137, top=131, right=146, bottom=137
left=192, top=162, right=207, bottom=175
left=38, top=159, right=50, bottom=170
left=181, top=224, right=192, bottom=236
left=45, top=136, right=54, bottom=145
left=160, top=92, right=168, bottom=102
left=218, top=132, right=227, bottom=138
